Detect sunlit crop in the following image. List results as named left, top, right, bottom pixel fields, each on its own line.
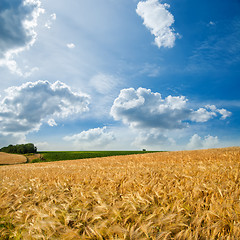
left=0, top=152, right=26, bottom=165
left=0, top=147, right=240, bottom=239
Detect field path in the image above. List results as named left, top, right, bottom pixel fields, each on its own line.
left=0, top=152, right=27, bottom=165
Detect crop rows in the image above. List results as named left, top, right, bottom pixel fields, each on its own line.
left=0, top=148, right=240, bottom=239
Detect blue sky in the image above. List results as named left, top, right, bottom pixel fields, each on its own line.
left=0, top=0, right=239, bottom=151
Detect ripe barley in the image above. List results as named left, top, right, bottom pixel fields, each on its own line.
left=0, top=147, right=240, bottom=239
left=0, top=152, right=27, bottom=165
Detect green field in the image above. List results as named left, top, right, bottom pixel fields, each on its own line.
left=33, top=151, right=159, bottom=163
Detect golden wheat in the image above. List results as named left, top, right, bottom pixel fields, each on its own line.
left=0, top=147, right=240, bottom=239
left=0, top=152, right=27, bottom=165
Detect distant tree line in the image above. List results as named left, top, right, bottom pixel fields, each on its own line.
left=0, top=143, right=37, bottom=154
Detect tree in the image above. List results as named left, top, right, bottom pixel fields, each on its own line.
left=0, top=143, right=37, bottom=154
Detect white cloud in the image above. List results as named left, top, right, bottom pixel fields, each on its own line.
left=133, top=129, right=175, bottom=149
left=0, top=56, right=24, bottom=77
left=0, top=132, right=26, bottom=148
left=216, top=108, right=232, bottom=120
left=136, top=0, right=179, bottom=48
left=190, top=105, right=231, bottom=122
left=35, top=141, right=49, bottom=150
left=0, top=0, right=44, bottom=75
left=90, top=73, right=119, bottom=94
left=67, top=43, right=76, bottom=49
left=187, top=134, right=219, bottom=150
left=63, top=127, right=115, bottom=150
left=48, top=118, right=57, bottom=127
left=0, top=55, right=39, bottom=77
left=110, top=88, right=231, bottom=130
left=190, top=108, right=217, bottom=122
left=208, top=21, right=216, bottom=26
left=45, top=13, right=56, bottom=29
left=0, top=80, right=90, bottom=135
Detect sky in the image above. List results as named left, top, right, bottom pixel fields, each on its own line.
left=0, top=0, right=239, bottom=151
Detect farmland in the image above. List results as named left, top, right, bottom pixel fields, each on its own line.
left=35, top=151, right=158, bottom=163
left=0, top=147, right=240, bottom=239
left=0, top=152, right=27, bottom=165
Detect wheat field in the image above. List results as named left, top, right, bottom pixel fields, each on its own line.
left=0, top=152, right=27, bottom=165
left=0, top=147, right=240, bottom=239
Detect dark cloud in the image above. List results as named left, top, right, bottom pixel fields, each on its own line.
left=0, top=0, right=43, bottom=57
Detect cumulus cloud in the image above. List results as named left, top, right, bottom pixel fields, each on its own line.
left=63, top=127, right=115, bottom=150
left=110, top=88, right=231, bottom=130
left=136, top=0, right=179, bottom=48
left=190, top=105, right=231, bottom=122
left=90, top=73, right=119, bottom=94
left=0, top=0, right=44, bottom=75
left=190, top=107, right=217, bottom=122
left=0, top=80, right=90, bottom=135
left=67, top=43, right=76, bottom=49
left=187, top=134, right=219, bottom=150
left=217, top=108, right=232, bottom=120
